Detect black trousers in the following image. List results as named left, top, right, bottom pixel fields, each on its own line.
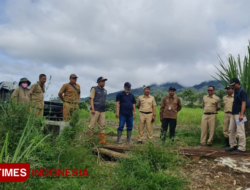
left=160, top=118, right=177, bottom=141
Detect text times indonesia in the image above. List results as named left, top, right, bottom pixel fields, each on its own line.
left=0, top=163, right=89, bottom=182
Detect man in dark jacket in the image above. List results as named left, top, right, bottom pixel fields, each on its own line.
left=88, top=77, right=109, bottom=144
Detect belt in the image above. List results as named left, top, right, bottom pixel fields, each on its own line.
left=225, top=112, right=232, bottom=114
left=64, top=101, right=79, bottom=104
left=204, top=113, right=217, bottom=115
left=140, top=111, right=152, bottom=114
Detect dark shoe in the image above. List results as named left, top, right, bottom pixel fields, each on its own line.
left=117, top=130, right=122, bottom=144
left=232, top=149, right=245, bottom=153
left=207, top=144, right=212, bottom=147
left=221, top=138, right=230, bottom=148
left=127, top=130, right=133, bottom=144
left=226, top=146, right=237, bottom=152
left=137, top=141, right=143, bottom=144
left=199, top=143, right=205, bottom=146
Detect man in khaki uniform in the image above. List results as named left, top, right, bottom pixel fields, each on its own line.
left=221, top=85, right=234, bottom=147
left=136, top=85, right=156, bottom=144
left=200, top=86, right=221, bottom=146
left=58, top=74, right=80, bottom=122
left=30, top=74, right=47, bottom=116
left=11, top=78, right=31, bottom=103
left=160, top=86, right=182, bottom=142
left=89, top=77, right=109, bottom=144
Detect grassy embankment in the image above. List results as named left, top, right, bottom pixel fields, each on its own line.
left=1, top=102, right=250, bottom=190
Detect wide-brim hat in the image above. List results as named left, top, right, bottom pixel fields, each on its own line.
left=18, top=78, right=31, bottom=86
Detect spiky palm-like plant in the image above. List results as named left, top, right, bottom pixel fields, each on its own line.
left=212, top=42, right=250, bottom=133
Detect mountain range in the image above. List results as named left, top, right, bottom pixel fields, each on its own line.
left=81, top=80, right=225, bottom=101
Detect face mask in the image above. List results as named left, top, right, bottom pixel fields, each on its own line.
left=22, top=83, right=28, bottom=88
left=125, top=90, right=130, bottom=93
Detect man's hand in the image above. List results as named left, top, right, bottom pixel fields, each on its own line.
left=239, top=115, right=244, bottom=121
left=134, top=112, right=136, bottom=118
left=91, top=110, right=95, bottom=114
left=152, top=116, right=156, bottom=121
left=116, top=112, right=119, bottom=118
left=160, top=118, right=163, bottom=122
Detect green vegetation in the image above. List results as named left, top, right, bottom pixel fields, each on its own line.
left=0, top=97, right=189, bottom=190
left=213, top=41, right=250, bottom=132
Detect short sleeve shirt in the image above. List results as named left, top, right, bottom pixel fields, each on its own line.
left=59, top=83, right=80, bottom=103
left=232, top=87, right=247, bottom=115
left=116, top=91, right=136, bottom=117
left=223, top=94, right=234, bottom=113
left=202, top=95, right=221, bottom=113
left=89, top=88, right=96, bottom=99
left=136, top=95, right=156, bottom=112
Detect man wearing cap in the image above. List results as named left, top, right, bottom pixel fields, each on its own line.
left=88, top=77, right=109, bottom=144
left=221, top=85, right=234, bottom=147
left=136, top=85, right=156, bottom=144
left=160, top=87, right=182, bottom=142
left=11, top=78, right=31, bottom=103
left=226, top=78, right=248, bottom=152
left=58, top=74, right=81, bottom=122
left=30, top=74, right=47, bottom=116
left=116, top=82, right=136, bottom=144
left=200, top=86, right=221, bottom=146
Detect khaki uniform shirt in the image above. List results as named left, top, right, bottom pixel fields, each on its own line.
left=11, top=87, right=30, bottom=103
left=160, top=95, right=182, bottom=120
left=223, top=94, right=234, bottom=113
left=30, top=82, right=45, bottom=109
left=136, top=95, right=156, bottom=112
left=59, top=83, right=81, bottom=103
left=202, top=95, right=221, bottom=113
left=89, top=88, right=96, bottom=99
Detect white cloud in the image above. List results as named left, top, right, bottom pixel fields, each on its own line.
left=0, top=0, right=250, bottom=99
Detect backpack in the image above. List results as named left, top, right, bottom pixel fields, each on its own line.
left=238, top=88, right=250, bottom=108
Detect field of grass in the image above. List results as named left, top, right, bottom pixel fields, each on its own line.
left=79, top=106, right=224, bottom=127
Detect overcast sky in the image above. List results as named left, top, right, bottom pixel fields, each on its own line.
left=0, top=0, right=250, bottom=99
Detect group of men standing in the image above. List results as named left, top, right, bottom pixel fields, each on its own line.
left=11, top=74, right=249, bottom=151
left=200, top=78, right=248, bottom=153
left=114, top=83, right=182, bottom=144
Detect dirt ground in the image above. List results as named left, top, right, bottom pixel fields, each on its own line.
left=83, top=120, right=250, bottom=190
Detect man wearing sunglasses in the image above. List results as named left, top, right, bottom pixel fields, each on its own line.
left=226, top=78, right=248, bottom=153
left=221, top=85, right=234, bottom=147
left=200, top=86, right=221, bottom=146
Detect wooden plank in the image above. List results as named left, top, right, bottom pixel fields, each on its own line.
left=176, top=148, right=250, bottom=158
left=92, top=148, right=128, bottom=159
left=102, top=145, right=134, bottom=153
